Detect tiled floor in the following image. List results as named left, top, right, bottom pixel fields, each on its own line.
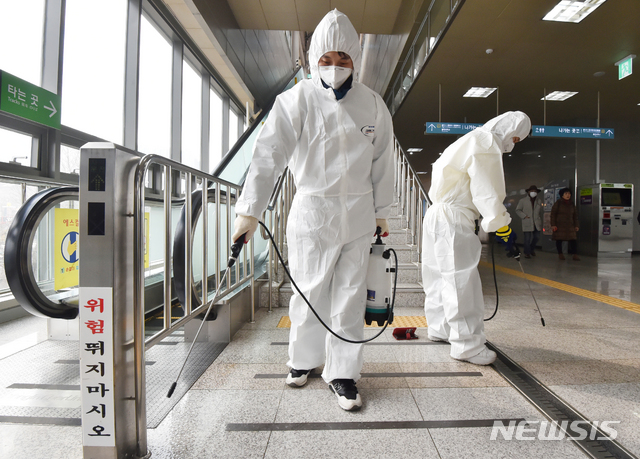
left=1, top=248, right=639, bottom=458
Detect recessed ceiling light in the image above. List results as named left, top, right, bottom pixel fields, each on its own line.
left=594, top=71, right=605, bottom=77
left=407, top=148, right=423, bottom=153
left=463, top=87, right=497, bottom=98
left=541, top=91, right=578, bottom=101
left=543, top=0, right=606, bottom=23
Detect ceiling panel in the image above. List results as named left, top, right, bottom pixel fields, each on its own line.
left=227, top=0, right=268, bottom=29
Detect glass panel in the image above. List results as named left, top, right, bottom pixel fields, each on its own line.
left=209, top=88, right=223, bottom=171
left=138, top=15, right=172, bottom=157
left=228, top=108, right=239, bottom=150
left=0, top=0, right=46, bottom=85
left=429, top=0, right=450, bottom=47
left=0, top=182, right=25, bottom=292
left=60, top=144, right=80, bottom=174
left=217, top=68, right=304, bottom=185
left=181, top=59, right=202, bottom=169
left=61, top=0, right=127, bottom=144
left=0, top=126, right=33, bottom=167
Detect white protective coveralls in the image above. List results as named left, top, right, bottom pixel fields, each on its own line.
left=234, top=9, right=395, bottom=382
left=422, top=111, right=531, bottom=359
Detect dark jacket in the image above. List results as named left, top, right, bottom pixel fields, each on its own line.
left=550, top=198, right=578, bottom=241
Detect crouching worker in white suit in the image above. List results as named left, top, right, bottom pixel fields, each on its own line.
left=232, top=9, right=395, bottom=410
left=422, top=111, right=531, bottom=365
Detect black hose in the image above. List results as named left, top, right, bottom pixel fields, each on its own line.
left=484, top=236, right=499, bottom=321
left=259, top=221, right=397, bottom=344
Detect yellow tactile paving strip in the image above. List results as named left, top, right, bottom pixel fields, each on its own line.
left=276, top=315, right=427, bottom=329
left=479, top=260, right=640, bottom=314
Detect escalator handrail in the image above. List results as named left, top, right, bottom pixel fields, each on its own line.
left=3, top=186, right=80, bottom=319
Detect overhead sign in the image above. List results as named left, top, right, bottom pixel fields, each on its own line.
left=425, top=122, right=481, bottom=135
left=532, top=125, right=614, bottom=139
left=0, top=70, right=61, bottom=129
left=615, top=55, right=635, bottom=80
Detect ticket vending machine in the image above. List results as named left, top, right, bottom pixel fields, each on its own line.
left=578, top=183, right=634, bottom=257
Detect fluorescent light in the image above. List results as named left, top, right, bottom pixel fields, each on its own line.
left=463, top=87, right=497, bottom=98
left=543, top=0, right=606, bottom=23
left=541, top=91, right=578, bottom=101
left=407, top=148, right=422, bottom=153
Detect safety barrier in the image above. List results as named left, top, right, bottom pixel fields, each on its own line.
left=78, top=143, right=254, bottom=458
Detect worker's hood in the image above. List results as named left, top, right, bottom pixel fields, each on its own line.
left=480, top=111, right=532, bottom=153
left=308, top=9, right=361, bottom=88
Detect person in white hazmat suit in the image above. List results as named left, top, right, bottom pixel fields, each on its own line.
left=232, top=9, right=395, bottom=411
left=422, top=111, right=531, bottom=365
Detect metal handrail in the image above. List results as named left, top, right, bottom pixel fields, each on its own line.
left=394, top=139, right=430, bottom=260
left=133, top=154, right=255, bottom=348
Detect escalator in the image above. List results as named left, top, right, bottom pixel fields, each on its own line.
left=3, top=67, right=303, bottom=322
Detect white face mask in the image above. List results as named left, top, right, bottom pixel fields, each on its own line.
left=529, top=191, right=538, bottom=198
left=319, top=66, right=352, bottom=89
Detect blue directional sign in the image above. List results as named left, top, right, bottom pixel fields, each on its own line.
left=531, top=125, right=614, bottom=139
left=425, top=122, right=481, bottom=135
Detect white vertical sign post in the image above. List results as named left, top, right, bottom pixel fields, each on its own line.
left=79, top=287, right=116, bottom=446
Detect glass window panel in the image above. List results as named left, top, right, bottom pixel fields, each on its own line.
left=0, top=127, right=34, bottom=167
left=181, top=59, right=202, bottom=169
left=228, top=108, right=239, bottom=150
left=60, top=144, right=80, bottom=174
left=209, top=88, right=223, bottom=170
left=0, top=182, right=27, bottom=292
left=61, top=0, right=127, bottom=144
left=138, top=15, right=172, bottom=157
left=0, top=0, right=45, bottom=85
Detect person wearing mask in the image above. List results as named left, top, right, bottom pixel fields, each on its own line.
left=422, top=111, right=531, bottom=365
left=515, top=185, right=543, bottom=258
left=231, top=9, right=395, bottom=411
left=550, top=188, right=580, bottom=260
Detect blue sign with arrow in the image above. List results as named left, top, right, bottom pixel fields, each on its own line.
left=531, top=125, right=614, bottom=139
left=425, top=122, right=481, bottom=135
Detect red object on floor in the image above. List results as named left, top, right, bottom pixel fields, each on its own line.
left=392, top=327, right=418, bottom=340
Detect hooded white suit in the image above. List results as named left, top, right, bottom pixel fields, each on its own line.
left=235, top=9, right=395, bottom=382
left=422, top=111, right=531, bottom=359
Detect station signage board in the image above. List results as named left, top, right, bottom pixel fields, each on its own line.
left=0, top=70, right=61, bottom=129
left=531, top=125, right=614, bottom=139
left=425, top=122, right=481, bottom=135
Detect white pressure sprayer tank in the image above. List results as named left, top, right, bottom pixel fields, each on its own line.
left=364, top=233, right=394, bottom=326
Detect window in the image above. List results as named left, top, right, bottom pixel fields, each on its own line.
left=209, top=87, right=223, bottom=170
left=61, top=0, right=127, bottom=144
left=138, top=14, right=173, bottom=157
left=0, top=0, right=46, bottom=86
left=60, top=144, right=80, bottom=174
left=0, top=127, right=35, bottom=168
left=181, top=57, right=202, bottom=169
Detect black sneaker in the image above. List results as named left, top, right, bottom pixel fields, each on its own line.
left=328, top=379, right=362, bottom=411
left=286, top=368, right=312, bottom=387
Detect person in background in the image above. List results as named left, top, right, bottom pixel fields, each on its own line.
left=515, top=185, right=543, bottom=258
left=231, top=9, right=395, bottom=411
left=550, top=187, right=580, bottom=261
left=421, top=111, right=531, bottom=366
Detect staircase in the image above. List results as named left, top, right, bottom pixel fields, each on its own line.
left=257, top=200, right=426, bottom=310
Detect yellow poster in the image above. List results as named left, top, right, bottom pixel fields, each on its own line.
left=54, top=208, right=80, bottom=290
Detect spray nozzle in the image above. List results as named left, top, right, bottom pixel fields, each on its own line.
left=228, top=233, right=246, bottom=268
left=374, top=226, right=383, bottom=245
